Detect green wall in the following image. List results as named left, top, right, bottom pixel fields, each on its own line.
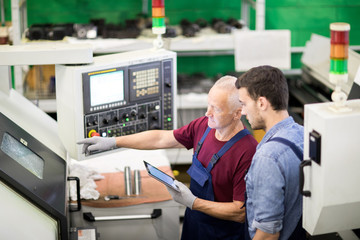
left=265, top=1, right=360, bottom=47
left=2, top=0, right=360, bottom=76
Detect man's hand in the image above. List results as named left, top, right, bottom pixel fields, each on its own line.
left=77, top=136, right=116, bottom=154
left=166, top=180, right=197, bottom=209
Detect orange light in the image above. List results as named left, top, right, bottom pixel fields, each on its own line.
left=330, top=44, right=348, bottom=59
left=152, top=7, right=165, bottom=17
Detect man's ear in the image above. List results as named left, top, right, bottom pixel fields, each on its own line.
left=257, top=96, right=269, bottom=110
left=234, top=107, right=243, bottom=120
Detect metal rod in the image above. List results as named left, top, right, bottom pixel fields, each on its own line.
left=124, top=166, right=132, bottom=196
left=142, top=0, right=148, bottom=15
left=1, top=0, right=5, bottom=26
left=134, top=169, right=141, bottom=195
left=95, top=214, right=152, bottom=221
left=83, top=209, right=162, bottom=222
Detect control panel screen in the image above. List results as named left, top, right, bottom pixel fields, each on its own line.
left=90, top=70, right=125, bottom=107
left=83, top=67, right=129, bottom=114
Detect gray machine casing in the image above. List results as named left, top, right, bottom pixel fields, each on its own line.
left=56, top=48, right=180, bottom=239
left=303, top=99, right=360, bottom=235
left=71, top=200, right=180, bottom=240
left=55, top=48, right=177, bottom=161
left=0, top=91, right=68, bottom=240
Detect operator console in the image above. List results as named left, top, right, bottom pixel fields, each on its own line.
left=83, top=61, right=173, bottom=139
left=56, top=49, right=176, bottom=160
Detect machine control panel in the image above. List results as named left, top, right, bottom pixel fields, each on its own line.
left=55, top=49, right=176, bottom=160
left=82, top=59, right=174, bottom=156
left=85, top=100, right=167, bottom=138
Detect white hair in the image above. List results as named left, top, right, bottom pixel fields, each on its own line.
left=213, top=75, right=241, bottom=109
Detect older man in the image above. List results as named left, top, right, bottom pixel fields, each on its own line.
left=78, top=75, right=258, bottom=240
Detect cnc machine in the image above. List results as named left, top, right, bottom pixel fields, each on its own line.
left=0, top=45, right=179, bottom=240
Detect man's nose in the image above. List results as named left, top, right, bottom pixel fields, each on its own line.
left=241, top=108, right=246, bottom=115
left=205, top=108, right=212, bottom=117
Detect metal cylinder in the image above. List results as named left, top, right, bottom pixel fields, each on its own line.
left=133, top=169, right=141, bottom=195
left=124, top=166, right=132, bottom=196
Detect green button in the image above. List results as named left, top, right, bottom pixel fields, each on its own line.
left=123, top=123, right=126, bottom=127
left=126, top=118, right=129, bottom=122
left=167, top=117, right=172, bottom=121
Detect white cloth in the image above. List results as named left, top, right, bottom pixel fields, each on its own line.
left=69, top=159, right=104, bottom=201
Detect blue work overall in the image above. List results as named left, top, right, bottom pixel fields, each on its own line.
left=181, top=127, right=250, bottom=240
left=243, top=137, right=306, bottom=240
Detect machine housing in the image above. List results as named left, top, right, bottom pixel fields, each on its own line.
left=303, top=99, right=360, bottom=235
left=56, top=48, right=177, bottom=160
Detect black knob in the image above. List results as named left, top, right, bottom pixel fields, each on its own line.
left=130, top=109, right=137, bottom=116
left=93, top=120, right=98, bottom=125
left=87, top=122, right=92, bottom=127
left=152, top=115, right=158, bottom=120
left=102, top=118, right=109, bottom=124
left=113, top=116, right=119, bottom=122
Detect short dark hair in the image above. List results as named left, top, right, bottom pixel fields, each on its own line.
left=235, top=65, right=289, bottom=110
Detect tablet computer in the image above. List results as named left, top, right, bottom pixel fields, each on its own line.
left=144, top=160, right=180, bottom=192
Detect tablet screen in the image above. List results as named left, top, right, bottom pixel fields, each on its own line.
left=144, top=161, right=180, bottom=192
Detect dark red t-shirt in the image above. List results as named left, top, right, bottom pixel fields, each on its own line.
left=173, top=116, right=258, bottom=202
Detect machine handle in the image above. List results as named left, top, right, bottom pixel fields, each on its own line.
left=67, top=176, right=82, bottom=211
left=83, top=209, right=162, bottom=222
left=299, top=160, right=312, bottom=197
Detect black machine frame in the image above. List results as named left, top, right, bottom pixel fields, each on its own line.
left=0, top=112, right=68, bottom=240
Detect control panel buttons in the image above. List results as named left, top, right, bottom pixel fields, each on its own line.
left=84, top=99, right=171, bottom=154
left=139, top=113, right=146, bottom=119
left=88, top=129, right=100, bottom=138
left=130, top=109, right=137, bottom=117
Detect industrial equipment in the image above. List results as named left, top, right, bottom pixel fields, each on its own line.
left=69, top=150, right=180, bottom=240
left=0, top=44, right=94, bottom=240
left=55, top=48, right=180, bottom=240
left=0, top=112, right=80, bottom=240
left=302, top=98, right=360, bottom=238
left=56, top=48, right=177, bottom=161
left=301, top=23, right=360, bottom=239
left=297, top=33, right=360, bottom=104
left=1, top=44, right=179, bottom=240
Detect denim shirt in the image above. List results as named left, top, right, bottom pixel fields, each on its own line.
left=245, top=117, right=304, bottom=239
